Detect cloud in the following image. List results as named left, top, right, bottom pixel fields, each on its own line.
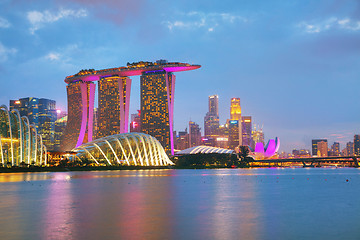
left=298, top=17, right=360, bottom=34
left=0, top=42, right=17, bottom=62
left=59, top=0, right=145, bottom=25
left=45, top=52, right=60, bottom=61
left=27, top=8, right=88, bottom=34
left=0, top=17, right=11, bottom=28
left=164, top=11, right=247, bottom=32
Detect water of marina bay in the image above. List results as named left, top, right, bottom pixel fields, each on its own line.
left=0, top=168, right=359, bottom=240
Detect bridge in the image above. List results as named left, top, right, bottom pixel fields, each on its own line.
left=250, top=156, right=360, bottom=168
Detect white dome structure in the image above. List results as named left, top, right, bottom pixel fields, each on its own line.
left=175, top=146, right=234, bottom=155
left=72, top=133, right=174, bottom=166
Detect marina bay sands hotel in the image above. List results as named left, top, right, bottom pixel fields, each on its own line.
left=60, top=60, right=200, bottom=155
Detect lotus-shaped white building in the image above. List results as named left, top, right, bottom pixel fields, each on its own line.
left=0, top=105, right=47, bottom=166
left=251, top=137, right=280, bottom=159
left=72, top=133, right=174, bottom=166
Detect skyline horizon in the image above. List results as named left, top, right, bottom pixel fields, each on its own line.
left=1, top=0, right=359, bottom=153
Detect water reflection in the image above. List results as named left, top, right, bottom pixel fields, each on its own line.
left=0, top=169, right=359, bottom=239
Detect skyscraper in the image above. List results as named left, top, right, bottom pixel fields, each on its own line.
left=317, top=141, right=328, bottom=157
left=241, top=116, right=252, bottom=147
left=130, top=111, right=141, bottom=132
left=97, top=76, right=131, bottom=138
left=208, top=95, right=219, bottom=117
left=189, top=121, right=201, bottom=148
left=252, top=125, right=264, bottom=146
left=54, top=116, right=67, bottom=151
left=60, top=81, right=95, bottom=151
left=354, top=135, right=360, bottom=155
left=230, top=98, right=242, bottom=146
left=230, top=98, right=241, bottom=120
left=140, top=70, right=175, bottom=155
left=330, top=142, right=340, bottom=156
left=228, top=120, right=239, bottom=150
left=312, top=139, right=327, bottom=156
left=345, top=141, right=354, bottom=156
left=10, top=97, right=56, bottom=150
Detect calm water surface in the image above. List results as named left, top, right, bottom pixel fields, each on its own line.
left=0, top=168, right=359, bottom=240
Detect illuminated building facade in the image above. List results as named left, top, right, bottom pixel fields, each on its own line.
left=54, top=116, right=67, bottom=151
left=73, top=133, right=173, bottom=166
left=209, top=95, right=219, bottom=117
left=354, top=135, right=360, bottom=155
left=317, top=141, right=328, bottom=157
left=312, top=139, right=327, bottom=156
left=140, top=71, right=175, bottom=155
left=230, top=98, right=242, bottom=146
left=97, top=76, right=131, bottom=138
left=0, top=105, right=47, bottom=166
left=130, top=112, right=141, bottom=132
left=60, top=81, right=95, bottom=151
left=10, top=97, right=57, bottom=151
left=189, top=121, right=201, bottom=148
left=175, top=130, right=189, bottom=150
left=252, top=125, right=264, bottom=145
left=228, top=120, right=239, bottom=150
left=242, top=116, right=252, bottom=147
left=345, top=141, right=354, bottom=156
left=61, top=61, right=200, bottom=153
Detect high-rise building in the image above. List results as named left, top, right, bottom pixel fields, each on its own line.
left=230, top=98, right=242, bottom=146
left=208, top=95, right=219, bottom=117
left=252, top=125, right=264, bottom=147
left=189, top=121, right=201, bottom=148
left=38, top=99, right=57, bottom=150
left=175, top=129, right=189, bottom=150
left=10, top=97, right=56, bottom=151
left=130, top=111, right=141, bottom=132
left=230, top=98, right=241, bottom=120
left=330, top=142, right=340, bottom=156
left=228, top=120, right=239, bottom=150
left=312, top=139, right=327, bottom=156
left=97, top=76, right=131, bottom=138
left=140, top=71, right=175, bottom=155
left=54, top=116, right=67, bottom=151
left=317, top=141, right=328, bottom=157
left=345, top=141, right=354, bottom=156
left=242, top=116, right=252, bottom=147
left=204, top=112, right=219, bottom=138
left=354, top=135, right=360, bottom=155
left=60, top=81, right=96, bottom=151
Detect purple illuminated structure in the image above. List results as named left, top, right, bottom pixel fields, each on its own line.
left=253, top=137, right=280, bottom=159
left=60, top=61, right=200, bottom=153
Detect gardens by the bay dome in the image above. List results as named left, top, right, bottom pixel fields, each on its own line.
left=72, top=132, right=174, bottom=166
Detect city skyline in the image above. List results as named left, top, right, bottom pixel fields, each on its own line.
left=1, top=0, right=360, bottom=152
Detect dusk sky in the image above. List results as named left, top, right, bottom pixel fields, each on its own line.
left=0, top=0, right=359, bottom=152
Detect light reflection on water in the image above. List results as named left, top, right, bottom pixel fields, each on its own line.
left=0, top=168, right=359, bottom=240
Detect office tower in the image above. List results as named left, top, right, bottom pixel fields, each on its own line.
left=252, top=124, right=264, bottom=146
left=175, top=129, right=189, bottom=150
left=140, top=71, right=175, bottom=155
left=189, top=121, right=201, bottom=148
left=228, top=120, right=239, bottom=150
left=93, top=108, right=98, bottom=138
left=10, top=97, right=39, bottom=129
left=317, top=141, right=328, bottom=157
left=204, top=113, right=220, bottom=138
left=208, top=95, right=219, bottom=117
left=354, top=135, right=360, bottom=155
left=60, top=81, right=96, bottom=151
left=330, top=142, right=340, bottom=156
left=230, top=98, right=241, bottom=120
left=54, top=116, right=67, bottom=151
left=230, top=98, right=242, bottom=145
left=345, top=141, right=354, bottom=156
left=130, top=111, right=141, bottom=132
left=10, top=97, right=56, bottom=151
left=38, top=99, right=57, bottom=150
left=242, top=116, right=252, bottom=147
left=311, top=139, right=327, bottom=156
left=97, top=76, right=131, bottom=138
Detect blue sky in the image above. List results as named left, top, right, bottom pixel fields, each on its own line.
left=1, top=0, right=359, bottom=152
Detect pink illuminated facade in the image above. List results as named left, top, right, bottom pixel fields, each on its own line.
left=60, top=60, right=200, bottom=153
